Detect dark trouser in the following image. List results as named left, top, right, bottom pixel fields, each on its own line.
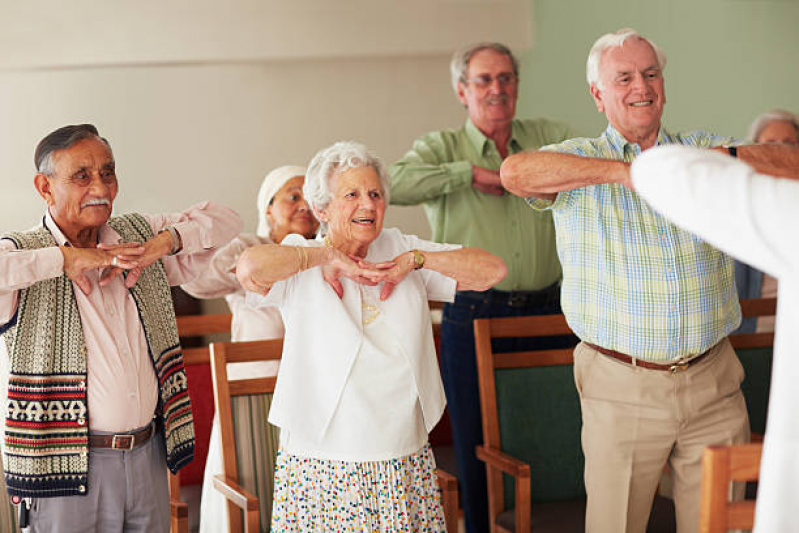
left=27, top=423, right=170, bottom=533
left=440, top=286, right=576, bottom=533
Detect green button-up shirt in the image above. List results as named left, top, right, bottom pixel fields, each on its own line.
left=389, top=118, right=576, bottom=291
left=531, top=125, right=741, bottom=361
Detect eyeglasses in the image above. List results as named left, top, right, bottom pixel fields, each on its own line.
left=463, top=73, right=517, bottom=89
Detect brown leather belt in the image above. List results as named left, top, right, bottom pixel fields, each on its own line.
left=585, top=342, right=712, bottom=373
left=88, top=424, right=154, bottom=451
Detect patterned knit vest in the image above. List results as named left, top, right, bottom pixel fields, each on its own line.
left=1, top=213, right=195, bottom=498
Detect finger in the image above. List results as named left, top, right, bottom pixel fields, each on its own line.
left=125, top=267, right=142, bottom=288
left=108, top=255, right=138, bottom=270
left=380, top=282, right=396, bottom=301
left=98, top=243, right=145, bottom=254
left=326, top=278, right=344, bottom=299
left=75, top=274, right=93, bottom=295
left=368, top=261, right=396, bottom=270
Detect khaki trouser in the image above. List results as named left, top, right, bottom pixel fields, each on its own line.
left=574, top=338, right=750, bottom=533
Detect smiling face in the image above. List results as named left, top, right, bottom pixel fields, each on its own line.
left=757, top=120, right=799, bottom=145
left=319, top=165, right=386, bottom=256
left=267, top=175, right=319, bottom=242
left=34, top=137, right=117, bottom=245
left=457, top=48, right=518, bottom=134
left=590, top=37, right=666, bottom=149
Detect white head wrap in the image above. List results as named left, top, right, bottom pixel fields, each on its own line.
left=255, top=165, right=306, bottom=239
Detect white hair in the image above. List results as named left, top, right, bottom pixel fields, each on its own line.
left=747, top=109, right=799, bottom=142
left=586, top=28, right=667, bottom=89
left=449, top=42, right=519, bottom=96
left=304, top=141, right=390, bottom=229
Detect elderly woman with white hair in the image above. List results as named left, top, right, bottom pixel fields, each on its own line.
left=182, top=165, right=319, bottom=532
left=237, top=141, right=507, bottom=531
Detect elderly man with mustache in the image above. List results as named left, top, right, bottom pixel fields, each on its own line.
left=389, top=42, right=577, bottom=533
left=0, top=123, right=241, bottom=532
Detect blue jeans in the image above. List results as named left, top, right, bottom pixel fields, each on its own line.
left=439, top=287, right=575, bottom=533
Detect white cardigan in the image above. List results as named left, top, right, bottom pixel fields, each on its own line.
left=247, top=228, right=459, bottom=446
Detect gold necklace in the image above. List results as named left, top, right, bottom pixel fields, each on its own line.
left=360, top=286, right=381, bottom=325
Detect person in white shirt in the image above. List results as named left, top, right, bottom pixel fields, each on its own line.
left=236, top=141, right=507, bottom=531
left=182, top=165, right=319, bottom=532
left=630, top=144, right=799, bottom=533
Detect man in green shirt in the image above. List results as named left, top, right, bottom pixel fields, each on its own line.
left=389, top=42, right=576, bottom=533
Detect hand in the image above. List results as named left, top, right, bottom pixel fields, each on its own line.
left=61, top=244, right=142, bottom=295
left=97, top=230, right=171, bottom=288
left=322, top=247, right=385, bottom=299
left=472, top=166, right=505, bottom=196
left=364, top=252, right=417, bottom=300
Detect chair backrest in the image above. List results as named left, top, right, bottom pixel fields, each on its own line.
left=210, top=339, right=283, bottom=533
left=699, top=442, right=762, bottom=532
left=176, top=313, right=233, bottom=365
left=474, top=314, right=583, bottom=514
left=730, top=298, right=776, bottom=438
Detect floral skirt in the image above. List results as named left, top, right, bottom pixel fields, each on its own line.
left=271, top=443, right=447, bottom=532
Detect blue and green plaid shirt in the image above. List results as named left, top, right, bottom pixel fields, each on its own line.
left=530, top=125, right=741, bottom=361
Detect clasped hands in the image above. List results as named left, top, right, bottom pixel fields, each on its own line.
left=60, top=232, right=172, bottom=295
left=323, top=248, right=418, bottom=301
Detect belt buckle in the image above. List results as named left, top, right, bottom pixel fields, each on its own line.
left=507, top=294, right=526, bottom=308
left=111, top=434, right=135, bottom=450
left=669, top=361, right=689, bottom=374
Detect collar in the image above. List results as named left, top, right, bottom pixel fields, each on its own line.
left=43, top=210, right=122, bottom=248
left=464, top=118, right=522, bottom=156
left=603, top=123, right=671, bottom=156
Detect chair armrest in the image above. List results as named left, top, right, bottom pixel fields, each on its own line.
left=212, top=474, right=260, bottom=512
left=476, top=445, right=531, bottom=479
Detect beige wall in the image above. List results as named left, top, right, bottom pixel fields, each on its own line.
left=0, top=0, right=531, bottom=238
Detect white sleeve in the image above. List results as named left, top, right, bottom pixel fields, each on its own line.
left=632, top=145, right=799, bottom=279
left=400, top=233, right=460, bottom=302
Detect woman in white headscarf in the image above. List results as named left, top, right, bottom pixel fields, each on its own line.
left=182, top=165, right=319, bottom=533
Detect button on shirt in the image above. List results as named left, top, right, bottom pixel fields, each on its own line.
left=0, top=202, right=242, bottom=432
left=390, top=118, right=575, bottom=291
left=529, top=125, right=741, bottom=361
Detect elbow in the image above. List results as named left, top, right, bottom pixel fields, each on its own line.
left=490, top=257, right=508, bottom=288
left=471, top=255, right=507, bottom=292
left=500, top=154, right=532, bottom=197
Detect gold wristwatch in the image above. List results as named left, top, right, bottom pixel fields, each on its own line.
left=411, top=249, right=425, bottom=270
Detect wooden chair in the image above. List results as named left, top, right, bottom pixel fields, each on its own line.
left=169, top=313, right=233, bottom=533
left=699, top=443, right=763, bottom=532
left=210, top=338, right=282, bottom=533
left=209, top=338, right=460, bottom=533
left=474, top=314, right=675, bottom=532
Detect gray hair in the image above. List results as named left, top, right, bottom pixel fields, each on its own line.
left=586, top=28, right=667, bottom=90
left=747, top=109, right=799, bottom=142
left=304, top=141, right=390, bottom=228
left=450, top=42, right=520, bottom=95
left=35, top=124, right=113, bottom=175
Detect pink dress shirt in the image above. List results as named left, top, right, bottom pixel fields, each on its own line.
left=0, top=201, right=241, bottom=433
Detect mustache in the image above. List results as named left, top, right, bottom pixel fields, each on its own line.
left=81, top=198, right=111, bottom=208
left=485, top=95, right=510, bottom=105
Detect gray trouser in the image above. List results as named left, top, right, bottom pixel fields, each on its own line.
left=27, top=423, right=170, bottom=533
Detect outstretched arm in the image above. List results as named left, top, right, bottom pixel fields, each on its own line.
left=500, top=151, right=631, bottom=199
left=236, top=244, right=385, bottom=298
left=727, top=144, right=799, bottom=180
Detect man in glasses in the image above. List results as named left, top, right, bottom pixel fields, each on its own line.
left=389, top=42, right=576, bottom=533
